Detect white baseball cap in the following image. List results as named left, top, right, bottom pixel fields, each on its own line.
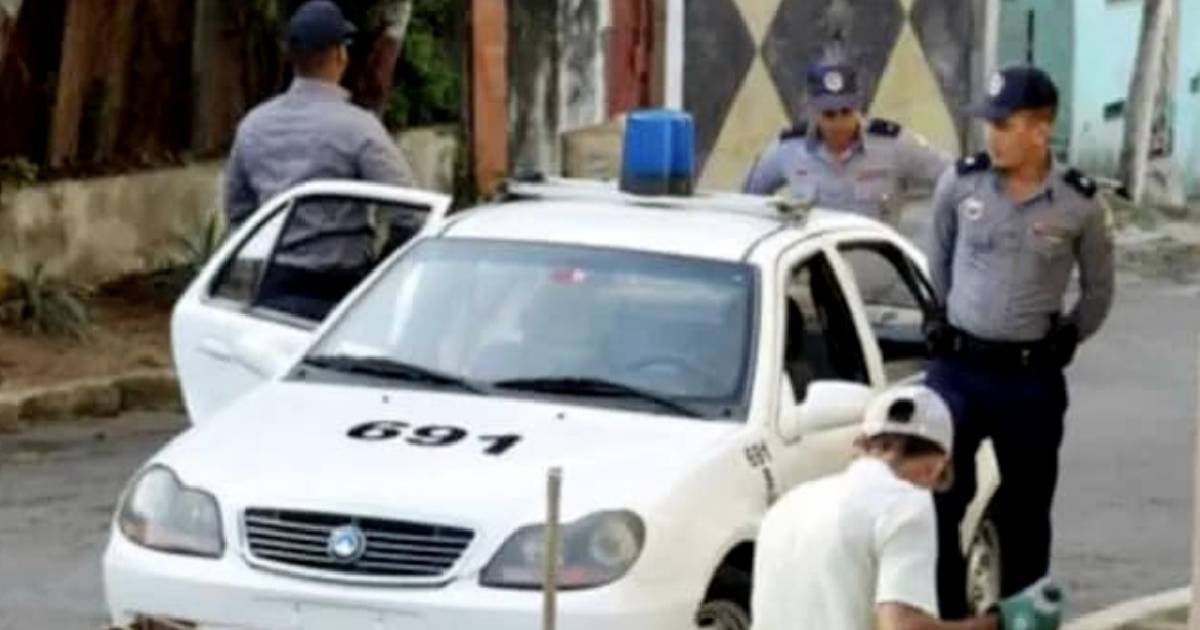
left=861, top=385, right=954, bottom=454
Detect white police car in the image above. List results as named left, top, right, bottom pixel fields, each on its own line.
left=103, top=111, right=1001, bottom=629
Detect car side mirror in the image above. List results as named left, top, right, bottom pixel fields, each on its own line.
left=779, top=380, right=873, bottom=442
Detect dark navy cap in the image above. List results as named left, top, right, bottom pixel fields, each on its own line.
left=287, top=0, right=357, bottom=52
left=806, top=63, right=862, bottom=111
left=971, top=65, right=1059, bottom=121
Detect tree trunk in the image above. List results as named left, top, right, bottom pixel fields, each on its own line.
left=0, top=6, right=13, bottom=65
left=508, top=0, right=560, bottom=174
left=1120, top=0, right=1173, bottom=204
left=48, top=0, right=193, bottom=170
left=0, top=0, right=67, bottom=163
left=346, top=0, right=413, bottom=116
left=192, top=0, right=285, bottom=157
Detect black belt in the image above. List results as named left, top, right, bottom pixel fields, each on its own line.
left=944, top=327, right=1056, bottom=369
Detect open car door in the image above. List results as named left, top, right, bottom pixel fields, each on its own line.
left=172, top=180, right=451, bottom=423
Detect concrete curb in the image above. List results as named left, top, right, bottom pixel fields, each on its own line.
left=0, top=369, right=181, bottom=431
left=1065, top=587, right=1190, bottom=630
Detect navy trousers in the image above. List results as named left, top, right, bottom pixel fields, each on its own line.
left=926, top=356, right=1067, bottom=619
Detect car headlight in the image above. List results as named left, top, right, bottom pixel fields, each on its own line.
left=117, top=465, right=224, bottom=558
left=480, top=510, right=645, bottom=589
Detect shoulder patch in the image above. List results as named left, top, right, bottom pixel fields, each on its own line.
left=866, top=118, right=901, bottom=137
left=779, top=121, right=809, bottom=140
left=1063, top=168, right=1098, bottom=198
left=956, top=152, right=991, bottom=174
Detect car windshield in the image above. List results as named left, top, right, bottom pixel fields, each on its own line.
left=306, top=239, right=757, bottom=419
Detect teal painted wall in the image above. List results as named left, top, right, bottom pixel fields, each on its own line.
left=996, top=0, right=1074, bottom=157
left=1176, top=0, right=1200, bottom=196
left=1069, top=0, right=1145, bottom=177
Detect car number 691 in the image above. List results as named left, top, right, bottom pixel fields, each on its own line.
left=347, top=421, right=522, bottom=456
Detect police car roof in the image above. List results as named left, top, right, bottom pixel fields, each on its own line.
left=440, top=179, right=885, bottom=262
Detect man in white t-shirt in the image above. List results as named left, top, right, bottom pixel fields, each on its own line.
left=752, top=385, right=1063, bottom=630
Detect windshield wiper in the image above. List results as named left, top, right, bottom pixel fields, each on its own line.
left=303, top=354, right=488, bottom=395
left=492, top=376, right=704, bottom=418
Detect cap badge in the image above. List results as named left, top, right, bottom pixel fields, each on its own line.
left=988, top=72, right=1005, bottom=98
left=823, top=70, right=845, bottom=94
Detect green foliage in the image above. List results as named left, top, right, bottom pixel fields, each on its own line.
left=386, top=0, right=462, bottom=129
left=0, top=265, right=93, bottom=340
left=140, top=210, right=226, bottom=304
left=0, top=157, right=39, bottom=189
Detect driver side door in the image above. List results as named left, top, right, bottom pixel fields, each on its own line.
left=172, top=182, right=451, bottom=423
left=769, top=242, right=877, bottom=491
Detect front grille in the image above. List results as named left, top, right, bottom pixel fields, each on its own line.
left=243, top=507, right=474, bottom=582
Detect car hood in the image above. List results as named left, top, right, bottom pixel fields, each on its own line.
left=159, top=382, right=738, bottom=528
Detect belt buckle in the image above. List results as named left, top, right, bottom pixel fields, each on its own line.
left=1019, top=348, right=1032, bottom=366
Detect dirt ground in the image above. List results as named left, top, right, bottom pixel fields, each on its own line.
left=0, top=279, right=172, bottom=392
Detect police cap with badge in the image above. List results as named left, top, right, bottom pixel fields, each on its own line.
left=780, top=63, right=871, bottom=140
left=970, top=65, right=1059, bottom=122
left=958, top=65, right=1096, bottom=200
left=806, top=63, right=863, bottom=112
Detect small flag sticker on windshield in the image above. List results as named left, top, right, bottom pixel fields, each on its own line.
left=551, top=268, right=588, bottom=284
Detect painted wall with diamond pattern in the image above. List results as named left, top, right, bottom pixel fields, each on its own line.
left=684, top=0, right=981, bottom=189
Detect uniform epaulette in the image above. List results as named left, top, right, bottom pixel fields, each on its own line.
left=866, top=118, right=901, bottom=137
left=1063, top=168, right=1098, bottom=198
left=956, top=152, right=991, bottom=174
left=779, top=121, right=809, bottom=140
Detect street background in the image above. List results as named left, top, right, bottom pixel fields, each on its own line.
left=1, top=274, right=1196, bottom=629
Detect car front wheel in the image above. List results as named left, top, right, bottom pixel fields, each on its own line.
left=695, top=599, right=751, bottom=630
left=966, top=517, right=1003, bottom=614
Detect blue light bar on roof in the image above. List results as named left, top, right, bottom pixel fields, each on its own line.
left=619, top=109, right=695, bottom=196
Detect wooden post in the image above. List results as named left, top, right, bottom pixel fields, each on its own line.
left=469, top=0, right=508, bottom=196
left=542, top=467, right=563, bottom=630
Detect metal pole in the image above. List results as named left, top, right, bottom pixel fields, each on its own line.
left=542, top=467, right=563, bottom=630
left=664, top=0, right=684, bottom=109
left=1190, top=338, right=1200, bottom=630
left=981, top=0, right=999, bottom=79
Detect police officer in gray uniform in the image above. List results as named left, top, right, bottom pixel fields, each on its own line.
left=924, top=65, right=1115, bottom=618
left=224, top=0, right=418, bottom=320
left=742, top=63, right=951, bottom=224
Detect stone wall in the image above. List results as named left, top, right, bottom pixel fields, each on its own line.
left=0, top=125, right=459, bottom=288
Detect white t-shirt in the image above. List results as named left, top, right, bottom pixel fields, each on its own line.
left=751, top=457, right=940, bottom=630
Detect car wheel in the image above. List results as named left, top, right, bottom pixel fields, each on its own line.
left=695, top=599, right=751, bottom=630
left=966, top=517, right=1002, bottom=614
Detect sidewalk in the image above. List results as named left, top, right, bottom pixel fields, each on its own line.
left=1065, top=588, right=1189, bottom=630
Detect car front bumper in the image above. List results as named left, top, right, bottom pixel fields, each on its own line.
left=104, top=533, right=698, bottom=630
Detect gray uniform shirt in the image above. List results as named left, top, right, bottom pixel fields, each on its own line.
left=224, top=78, right=417, bottom=271
left=742, top=119, right=951, bottom=223
left=928, top=154, right=1115, bottom=342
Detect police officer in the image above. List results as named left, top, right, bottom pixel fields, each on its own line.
left=224, top=0, right=418, bottom=320
left=742, top=62, right=951, bottom=224
left=924, top=65, right=1115, bottom=618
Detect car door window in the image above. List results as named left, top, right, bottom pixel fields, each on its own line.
left=837, top=242, right=934, bottom=383
left=209, top=196, right=428, bottom=325
left=782, top=253, right=868, bottom=401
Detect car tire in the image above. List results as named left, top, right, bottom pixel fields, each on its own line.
left=966, top=516, right=1003, bottom=614
left=695, top=599, right=751, bottom=630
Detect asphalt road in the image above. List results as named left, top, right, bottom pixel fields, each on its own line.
left=0, top=278, right=1195, bottom=627
left=0, top=412, right=185, bottom=630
